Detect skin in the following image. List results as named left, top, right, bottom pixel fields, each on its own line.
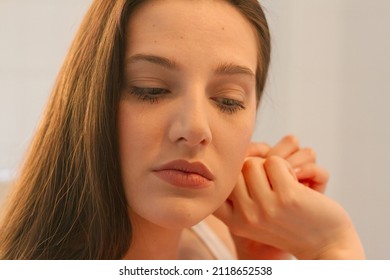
left=215, top=136, right=365, bottom=259
left=223, top=136, right=327, bottom=259
left=118, top=0, right=365, bottom=259
left=118, top=0, right=258, bottom=259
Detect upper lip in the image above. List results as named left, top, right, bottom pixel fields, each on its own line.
left=153, top=159, right=215, bottom=181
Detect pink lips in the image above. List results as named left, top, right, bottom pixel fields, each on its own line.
left=153, top=159, right=215, bottom=188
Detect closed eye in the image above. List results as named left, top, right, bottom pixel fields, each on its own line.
left=129, top=86, right=170, bottom=104
left=212, top=97, right=246, bottom=114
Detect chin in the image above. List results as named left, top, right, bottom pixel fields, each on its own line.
left=139, top=200, right=215, bottom=229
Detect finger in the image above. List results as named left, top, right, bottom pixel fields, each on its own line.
left=246, top=142, right=271, bottom=157
left=267, top=135, right=300, bottom=158
left=286, top=147, right=316, bottom=168
left=263, top=156, right=298, bottom=192
left=295, top=163, right=329, bottom=193
left=241, top=157, right=273, bottom=200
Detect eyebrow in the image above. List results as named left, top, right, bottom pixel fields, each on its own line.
left=126, top=54, right=179, bottom=70
left=215, top=62, right=255, bottom=78
left=126, top=54, right=255, bottom=78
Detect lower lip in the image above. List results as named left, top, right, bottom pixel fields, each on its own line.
left=153, top=170, right=212, bottom=189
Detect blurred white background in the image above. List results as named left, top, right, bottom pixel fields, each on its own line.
left=0, top=0, right=389, bottom=259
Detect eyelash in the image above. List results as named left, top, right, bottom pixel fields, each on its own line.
left=129, top=87, right=170, bottom=104
left=128, top=86, right=246, bottom=114
left=213, top=97, right=246, bottom=114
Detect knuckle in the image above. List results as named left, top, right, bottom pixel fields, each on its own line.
left=252, top=142, right=271, bottom=150
left=302, top=147, right=317, bottom=161
left=283, top=135, right=300, bottom=149
left=264, top=155, right=281, bottom=168
left=243, top=157, right=264, bottom=171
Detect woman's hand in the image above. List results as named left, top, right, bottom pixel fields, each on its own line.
left=215, top=155, right=365, bottom=259
left=232, top=135, right=328, bottom=259
left=248, top=135, right=328, bottom=193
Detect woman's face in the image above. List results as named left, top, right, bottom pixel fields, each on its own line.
left=118, top=0, right=258, bottom=229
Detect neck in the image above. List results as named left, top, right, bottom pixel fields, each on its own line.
left=123, top=215, right=183, bottom=260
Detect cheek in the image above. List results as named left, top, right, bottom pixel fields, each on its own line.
left=213, top=111, right=256, bottom=193
left=118, top=103, right=162, bottom=160
left=225, top=128, right=253, bottom=175
left=221, top=108, right=256, bottom=160
left=118, top=105, right=139, bottom=165
left=117, top=103, right=152, bottom=184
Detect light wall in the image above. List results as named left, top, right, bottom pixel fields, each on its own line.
left=0, top=0, right=92, bottom=176
left=257, top=0, right=390, bottom=259
left=0, top=0, right=389, bottom=259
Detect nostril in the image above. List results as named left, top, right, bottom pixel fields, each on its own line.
left=174, top=130, right=212, bottom=147
left=168, top=103, right=212, bottom=147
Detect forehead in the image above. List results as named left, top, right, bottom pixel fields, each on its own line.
left=125, top=0, right=258, bottom=73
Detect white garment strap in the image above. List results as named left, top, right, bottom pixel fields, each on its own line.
left=191, top=221, right=236, bottom=260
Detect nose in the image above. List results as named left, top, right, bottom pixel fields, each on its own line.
left=168, top=91, right=212, bottom=148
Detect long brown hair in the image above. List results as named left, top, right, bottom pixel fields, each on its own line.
left=0, top=0, right=270, bottom=259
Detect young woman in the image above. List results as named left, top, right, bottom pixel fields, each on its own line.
left=0, top=0, right=364, bottom=259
